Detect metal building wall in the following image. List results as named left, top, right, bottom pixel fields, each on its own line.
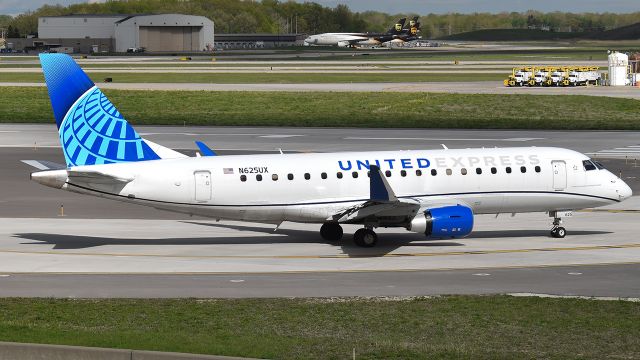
left=38, top=16, right=126, bottom=39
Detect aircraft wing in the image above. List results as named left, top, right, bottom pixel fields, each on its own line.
left=330, top=165, right=422, bottom=223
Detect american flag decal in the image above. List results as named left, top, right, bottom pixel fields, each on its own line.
left=223, top=168, right=234, bottom=174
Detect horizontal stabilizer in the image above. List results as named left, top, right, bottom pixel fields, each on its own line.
left=67, top=169, right=134, bottom=184
left=195, top=141, right=217, bottom=156
left=21, top=160, right=66, bottom=171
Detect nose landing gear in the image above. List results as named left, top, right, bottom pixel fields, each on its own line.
left=549, top=211, right=568, bottom=238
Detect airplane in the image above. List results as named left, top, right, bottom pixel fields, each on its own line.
left=378, top=16, right=422, bottom=46
left=26, top=54, right=632, bottom=247
left=303, top=18, right=407, bottom=47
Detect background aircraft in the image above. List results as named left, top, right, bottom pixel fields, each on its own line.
left=303, top=18, right=412, bottom=47
left=26, top=54, right=632, bottom=247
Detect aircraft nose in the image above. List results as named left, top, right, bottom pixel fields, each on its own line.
left=618, top=180, right=633, bottom=201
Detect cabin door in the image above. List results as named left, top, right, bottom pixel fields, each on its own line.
left=552, top=161, right=567, bottom=191
left=194, top=171, right=212, bottom=202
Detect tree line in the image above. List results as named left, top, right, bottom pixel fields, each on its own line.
left=1, top=0, right=638, bottom=39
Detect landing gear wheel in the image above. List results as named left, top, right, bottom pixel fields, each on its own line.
left=320, top=222, right=343, bottom=242
left=551, top=227, right=566, bottom=238
left=549, top=212, right=567, bottom=238
left=354, top=228, right=378, bottom=248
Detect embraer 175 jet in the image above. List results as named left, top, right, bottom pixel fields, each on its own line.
left=304, top=18, right=414, bottom=47
left=26, top=54, right=632, bottom=247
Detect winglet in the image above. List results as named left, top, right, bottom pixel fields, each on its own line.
left=195, top=141, right=216, bottom=156
left=369, top=165, right=397, bottom=202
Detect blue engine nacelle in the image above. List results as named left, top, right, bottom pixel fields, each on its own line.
left=409, top=205, right=474, bottom=239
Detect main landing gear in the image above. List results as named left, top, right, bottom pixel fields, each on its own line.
left=319, top=223, right=378, bottom=247
left=353, top=227, right=377, bottom=247
left=549, top=212, right=567, bottom=238
left=320, top=222, right=343, bottom=242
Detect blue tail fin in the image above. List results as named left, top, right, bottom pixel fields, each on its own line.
left=40, top=54, right=161, bottom=167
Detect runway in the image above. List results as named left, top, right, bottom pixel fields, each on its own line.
left=2, top=125, right=640, bottom=297
left=1, top=264, right=639, bottom=298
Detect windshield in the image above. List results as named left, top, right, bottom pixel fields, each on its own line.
left=583, top=160, right=598, bottom=171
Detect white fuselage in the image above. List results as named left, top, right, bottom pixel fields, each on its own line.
left=304, top=33, right=371, bottom=47
left=42, top=147, right=631, bottom=224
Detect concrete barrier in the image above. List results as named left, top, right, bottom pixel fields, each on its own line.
left=0, top=341, right=258, bottom=360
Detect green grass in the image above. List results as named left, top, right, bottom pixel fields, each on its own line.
left=0, top=296, right=638, bottom=359
left=2, top=87, right=639, bottom=130
left=0, top=72, right=505, bottom=83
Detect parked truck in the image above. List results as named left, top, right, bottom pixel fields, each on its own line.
left=504, top=67, right=535, bottom=87
left=532, top=68, right=555, bottom=86
left=566, top=67, right=601, bottom=86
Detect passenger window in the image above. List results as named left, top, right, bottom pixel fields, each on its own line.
left=352, top=171, right=358, bottom=178
left=401, top=170, right=407, bottom=177
left=461, top=168, right=467, bottom=175
left=431, top=169, right=437, bottom=176
left=583, top=160, right=597, bottom=171
left=256, top=174, right=262, bottom=181
left=535, top=166, right=541, bottom=173
left=520, top=166, right=526, bottom=173
left=272, top=174, right=278, bottom=181
left=476, top=168, right=482, bottom=175
left=446, top=169, right=452, bottom=175
left=305, top=173, right=311, bottom=180
left=240, top=175, right=247, bottom=182
left=288, top=174, right=294, bottom=180
left=385, top=170, right=392, bottom=177
left=491, top=167, right=497, bottom=174
left=416, top=169, right=422, bottom=176
left=506, top=167, right=512, bottom=174
left=337, top=172, right=343, bottom=179
left=320, top=172, right=326, bottom=179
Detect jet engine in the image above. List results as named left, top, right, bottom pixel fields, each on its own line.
left=408, top=205, right=474, bottom=239
left=337, top=41, right=351, bottom=48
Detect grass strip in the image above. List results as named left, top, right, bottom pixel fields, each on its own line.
left=2, top=87, right=639, bottom=130
left=0, top=72, right=504, bottom=83
left=0, top=296, right=638, bottom=359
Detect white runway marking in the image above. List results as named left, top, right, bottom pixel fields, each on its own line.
left=567, top=272, right=583, bottom=275
left=258, top=135, right=304, bottom=138
left=230, top=279, right=245, bottom=283
left=588, top=144, right=640, bottom=158
left=472, top=273, right=492, bottom=276
left=344, top=137, right=544, bottom=142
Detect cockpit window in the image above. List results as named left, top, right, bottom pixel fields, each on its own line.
left=583, top=160, right=597, bottom=171
left=594, top=161, right=605, bottom=170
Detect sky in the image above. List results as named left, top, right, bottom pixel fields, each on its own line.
left=2, top=0, right=639, bottom=16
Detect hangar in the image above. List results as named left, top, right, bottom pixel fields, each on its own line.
left=114, top=14, right=214, bottom=52
left=29, top=13, right=214, bottom=53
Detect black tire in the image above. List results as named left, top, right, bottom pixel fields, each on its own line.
left=320, top=223, right=343, bottom=242
left=550, top=227, right=566, bottom=238
left=354, top=228, right=378, bottom=247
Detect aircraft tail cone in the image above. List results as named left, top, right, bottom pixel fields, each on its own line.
left=31, top=170, right=67, bottom=189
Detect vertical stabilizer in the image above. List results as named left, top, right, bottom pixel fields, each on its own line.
left=39, top=54, right=184, bottom=167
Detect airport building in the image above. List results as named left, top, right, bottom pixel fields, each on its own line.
left=8, top=13, right=215, bottom=53
left=214, top=34, right=305, bottom=49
